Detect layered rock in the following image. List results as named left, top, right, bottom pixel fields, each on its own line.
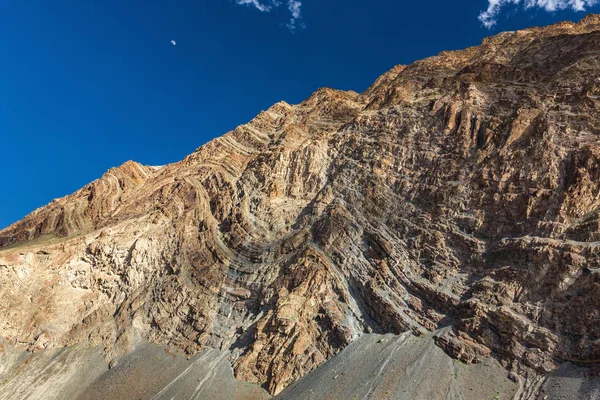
left=2, top=15, right=600, bottom=396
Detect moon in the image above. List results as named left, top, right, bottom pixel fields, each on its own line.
left=170, top=40, right=177, bottom=46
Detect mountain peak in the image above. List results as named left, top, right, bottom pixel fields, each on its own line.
left=2, top=15, right=600, bottom=398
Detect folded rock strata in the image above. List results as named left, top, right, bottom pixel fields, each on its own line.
left=2, top=15, right=600, bottom=396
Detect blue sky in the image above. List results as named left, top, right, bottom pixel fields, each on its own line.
left=1, top=0, right=599, bottom=229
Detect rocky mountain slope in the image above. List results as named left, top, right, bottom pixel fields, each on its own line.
left=1, top=15, right=600, bottom=398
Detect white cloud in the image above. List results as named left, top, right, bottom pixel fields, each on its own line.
left=288, top=0, right=301, bottom=19
left=236, top=0, right=272, bottom=12
left=235, top=0, right=302, bottom=30
left=479, top=0, right=599, bottom=28
left=170, top=40, right=177, bottom=46
left=286, top=0, right=302, bottom=31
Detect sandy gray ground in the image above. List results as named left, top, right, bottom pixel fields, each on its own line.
left=77, top=342, right=269, bottom=400
left=0, top=338, right=269, bottom=400
left=0, top=338, right=107, bottom=400
left=277, top=331, right=518, bottom=400
left=278, top=332, right=600, bottom=400
left=2, top=333, right=600, bottom=399
left=537, top=362, right=600, bottom=400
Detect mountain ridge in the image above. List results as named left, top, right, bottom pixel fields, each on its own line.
left=2, top=14, right=600, bottom=398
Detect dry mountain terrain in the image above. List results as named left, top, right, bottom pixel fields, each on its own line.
left=2, top=15, right=600, bottom=399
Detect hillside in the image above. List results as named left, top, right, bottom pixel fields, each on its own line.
left=1, top=15, right=600, bottom=399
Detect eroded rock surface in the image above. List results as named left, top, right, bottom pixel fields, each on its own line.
left=2, top=15, right=600, bottom=397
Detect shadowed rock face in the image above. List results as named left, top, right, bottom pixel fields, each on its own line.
left=1, top=15, right=600, bottom=397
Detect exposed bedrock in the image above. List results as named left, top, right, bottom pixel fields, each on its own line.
left=2, top=15, right=600, bottom=397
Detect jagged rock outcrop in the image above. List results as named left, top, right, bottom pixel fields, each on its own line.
left=1, top=15, right=600, bottom=396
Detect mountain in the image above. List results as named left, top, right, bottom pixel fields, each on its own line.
left=1, top=15, right=600, bottom=400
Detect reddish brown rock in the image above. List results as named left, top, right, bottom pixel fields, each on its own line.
left=2, top=15, right=600, bottom=396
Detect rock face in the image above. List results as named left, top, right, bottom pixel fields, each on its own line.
left=1, top=15, right=600, bottom=397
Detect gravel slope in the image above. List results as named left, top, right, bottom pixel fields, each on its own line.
left=2, top=333, right=600, bottom=399
left=0, top=338, right=269, bottom=400
left=276, top=331, right=518, bottom=400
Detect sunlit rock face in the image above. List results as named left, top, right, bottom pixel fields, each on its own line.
left=1, top=15, right=600, bottom=396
